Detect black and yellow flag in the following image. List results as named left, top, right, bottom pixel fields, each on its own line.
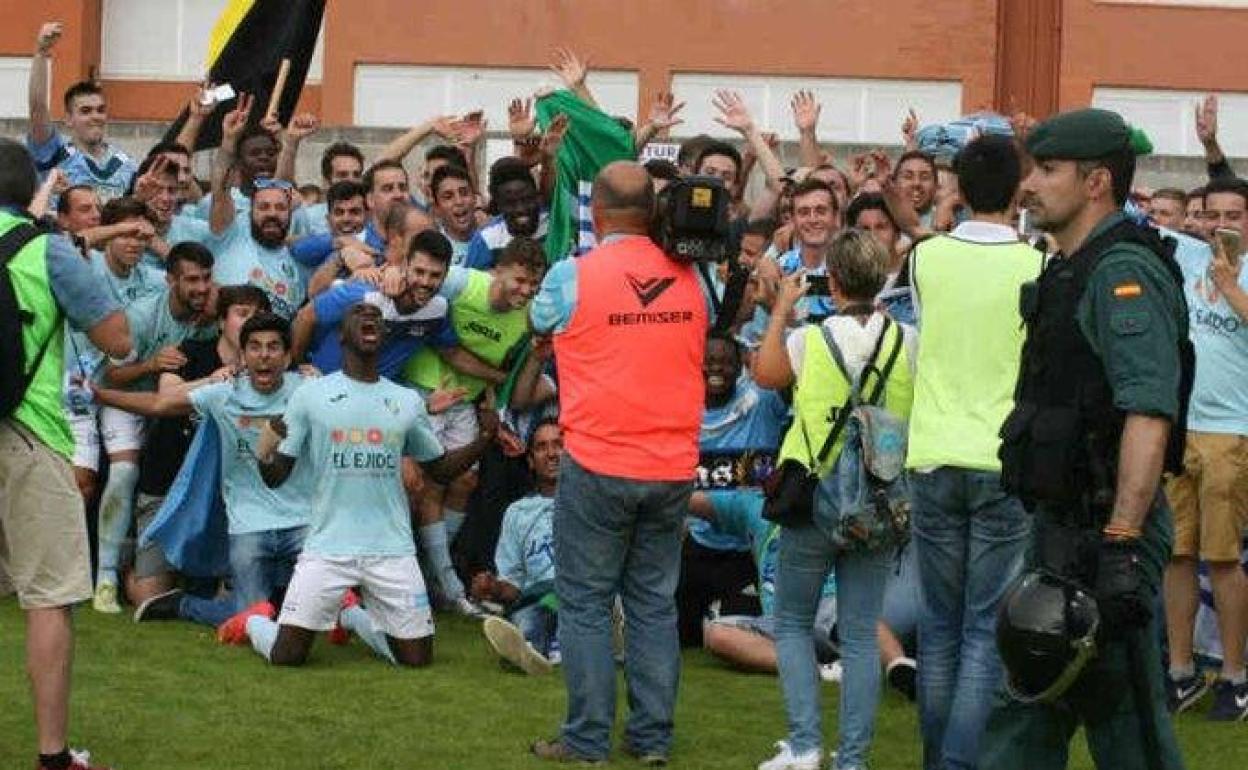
left=163, top=0, right=326, bottom=150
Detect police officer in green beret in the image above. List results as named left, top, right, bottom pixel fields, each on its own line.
left=979, top=108, right=1192, bottom=770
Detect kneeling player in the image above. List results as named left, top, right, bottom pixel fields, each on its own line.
left=238, top=303, right=496, bottom=667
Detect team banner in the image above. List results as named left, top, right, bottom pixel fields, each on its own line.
left=162, top=0, right=326, bottom=150
left=535, top=90, right=637, bottom=263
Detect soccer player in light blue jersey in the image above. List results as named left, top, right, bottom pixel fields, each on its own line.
left=91, top=313, right=315, bottom=628
left=206, top=95, right=306, bottom=320
left=236, top=302, right=497, bottom=667
left=93, top=242, right=218, bottom=613
left=26, top=22, right=136, bottom=201
left=475, top=419, right=563, bottom=675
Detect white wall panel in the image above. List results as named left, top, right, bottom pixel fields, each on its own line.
left=0, top=58, right=33, bottom=119
left=102, top=0, right=324, bottom=82
left=354, top=65, right=639, bottom=128
left=1093, top=87, right=1248, bottom=157
left=670, top=73, right=963, bottom=143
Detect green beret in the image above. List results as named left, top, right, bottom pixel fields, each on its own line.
left=1025, top=108, right=1152, bottom=160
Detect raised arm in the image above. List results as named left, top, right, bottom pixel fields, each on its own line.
left=537, top=113, right=569, bottom=205
left=276, top=113, right=320, bottom=184
left=792, top=90, right=824, bottom=170
left=634, top=92, right=685, bottom=152
left=713, top=90, right=785, bottom=189
left=210, top=93, right=254, bottom=235
left=1196, top=95, right=1236, bottom=181
left=174, top=83, right=217, bottom=155
left=551, top=47, right=597, bottom=108
left=753, top=271, right=806, bottom=389
left=376, top=116, right=461, bottom=164
left=28, top=22, right=62, bottom=147
left=508, top=335, right=556, bottom=412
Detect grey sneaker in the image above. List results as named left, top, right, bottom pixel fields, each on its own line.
left=623, top=742, right=669, bottom=766
left=133, top=588, right=184, bottom=623
left=530, top=738, right=605, bottom=765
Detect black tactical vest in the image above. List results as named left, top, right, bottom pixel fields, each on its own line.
left=999, top=218, right=1193, bottom=519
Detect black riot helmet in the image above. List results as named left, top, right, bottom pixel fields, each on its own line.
left=997, top=570, right=1100, bottom=704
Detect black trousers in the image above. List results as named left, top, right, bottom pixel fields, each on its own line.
left=676, top=537, right=759, bottom=647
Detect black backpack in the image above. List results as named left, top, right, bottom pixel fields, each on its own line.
left=0, top=219, right=57, bottom=420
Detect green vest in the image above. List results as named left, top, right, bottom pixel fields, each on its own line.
left=403, top=269, right=528, bottom=400
left=778, top=321, right=913, bottom=476
left=906, top=234, right=1042, bottom=471
left=3, top=211, right=72, bottom=458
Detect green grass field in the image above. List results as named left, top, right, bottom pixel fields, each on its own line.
left=1, top=598, right=1244, bottom=769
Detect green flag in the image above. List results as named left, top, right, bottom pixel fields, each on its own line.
left=535, top=90, right=636, bottom=263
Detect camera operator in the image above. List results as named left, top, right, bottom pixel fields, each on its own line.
left=528, top=161, right=708, bottom=765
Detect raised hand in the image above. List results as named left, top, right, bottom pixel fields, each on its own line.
left=431, top=115, right=465, bottom=143
left=847, top=152, right=871, bottom=191
left=712, top=90, right=755, bottom=135
left=791, top=90, right=821, bottom=134
left=541, top=112, right=570, bottom=157
left=190, top=82, right=219, bottom=119
left=286, top=112, right=320, bottom=142
left=133, top=155, right=173, bottom=201
left=36, top=22, right=63, bottom=55
left=648, top=92, right=686, bottom=131
left=1196, top=94, right=1218, bottom=147
left=901, top=108, right=920, bottom=149
left=457, top=110, right=486, bottom=147
left=508, top=98, right=537, bottom=140
left=1009, top=111, right=1036, bottom=145
left=222, top=93, right=255, bottom=146
left=551, top=47, right=589, bottom=89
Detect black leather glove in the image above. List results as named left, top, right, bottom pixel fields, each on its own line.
left=1094, top=538, right=1152, bottom=633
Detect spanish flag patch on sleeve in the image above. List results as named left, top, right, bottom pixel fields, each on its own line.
left=1113, top=282, right=1143, bottom=299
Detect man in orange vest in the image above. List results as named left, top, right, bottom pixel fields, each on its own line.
left=529, top=161, right=708, bottom=765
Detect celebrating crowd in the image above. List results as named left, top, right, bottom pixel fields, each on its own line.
left=2, top=19, right=1247, bottom=770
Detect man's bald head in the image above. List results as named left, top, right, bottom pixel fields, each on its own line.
left=590, top=161, right=654, bottom=238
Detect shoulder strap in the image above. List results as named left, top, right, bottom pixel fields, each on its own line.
left=863, top=320, right=904, bottom=406
left=0, top=222, right=43, bottom=268
left=1, top=222, right=60, bottom=380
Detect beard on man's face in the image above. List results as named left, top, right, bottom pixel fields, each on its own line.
left=251, top=215, right=290, bottom=249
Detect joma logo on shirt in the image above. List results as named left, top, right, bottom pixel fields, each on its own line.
left=464, top=319, right=502, bottom=342
left=625, top=273, right=676, bottom=308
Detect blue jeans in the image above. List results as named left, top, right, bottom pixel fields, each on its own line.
left=881, top=540, right=921, bottom=649
left=511, top=600, right=558, bottom=658
left=775, top=516, right=892, bottom=767
left=180, top=526, right=308, bottom=627
left=910, top=468, right=1029, bottom=770
left=554, top=454, right=691, bottom=760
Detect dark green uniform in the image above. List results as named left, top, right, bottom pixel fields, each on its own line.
left=981, top=109, right=1188, bottom=770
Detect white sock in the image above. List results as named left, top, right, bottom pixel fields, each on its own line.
left=341, top=605, right=396, bottom=664
left=419, top=521, right=464, bottom=601
left=97, top=460, right=140, bottom=585
left=444, top=508, right=467, bottom=542
left=246, top=615, right=278, bottom=662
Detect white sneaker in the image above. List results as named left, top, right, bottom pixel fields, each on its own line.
left=92, top=581, right=121, bottom=614
left=483, top=616, right=554, bottom=675
left=453, top=596, right=487, bottom=619
left=758, top=740, right=821, bottom=770
left=819, top=661, right=843, bottom=683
